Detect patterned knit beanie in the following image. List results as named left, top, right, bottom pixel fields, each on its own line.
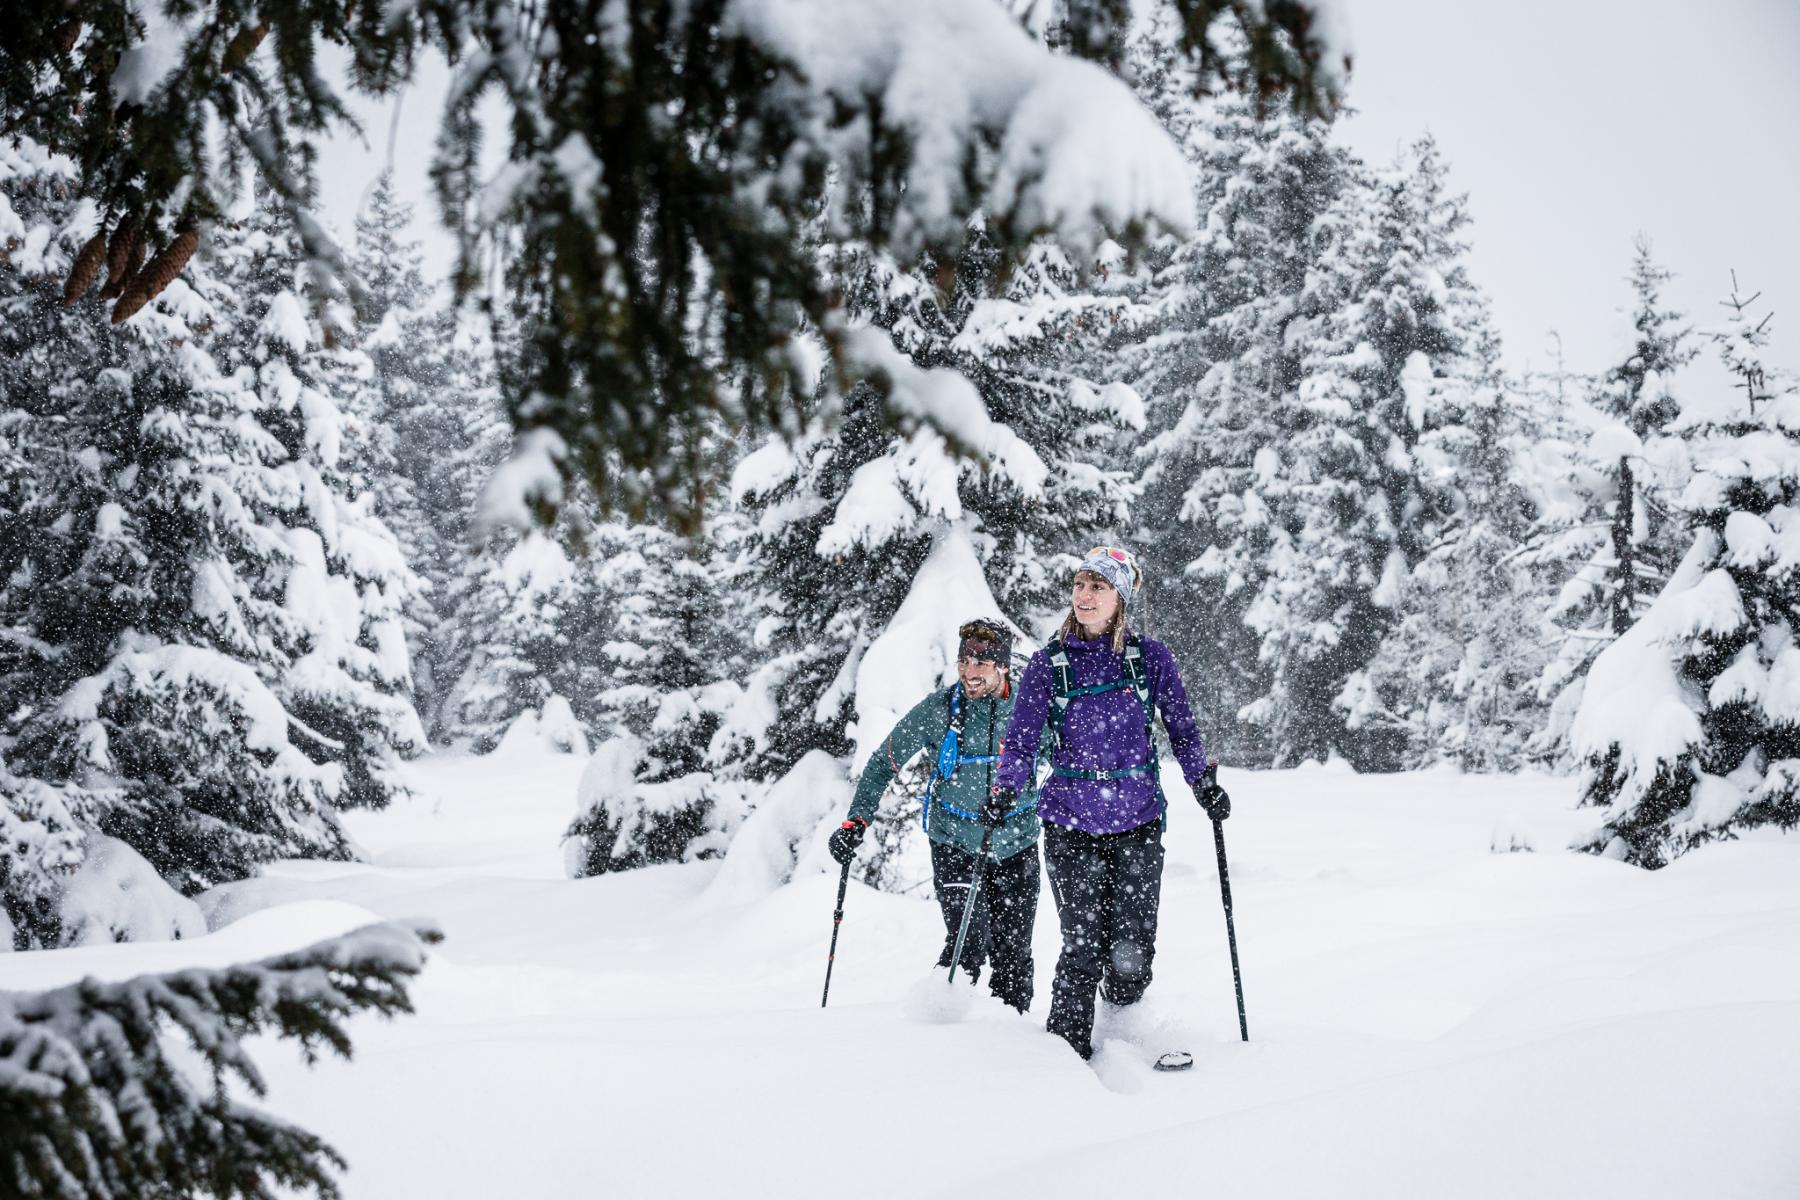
left=1074, top=546, right=1140, bottom=608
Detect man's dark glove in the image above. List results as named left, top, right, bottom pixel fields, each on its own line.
left=1194, top=763, right=1231, bottom=822
left=981, top=787, right=1019, bottom=829
left=828, top=818, right=867, bottom=866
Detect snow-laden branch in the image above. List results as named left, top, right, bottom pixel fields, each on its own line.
left=0, top=920, right=442, bottom=1199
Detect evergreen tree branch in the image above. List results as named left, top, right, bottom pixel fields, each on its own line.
left=0, top=920, right=442, bottom=1200
left=2, top=0, right=1344, bottom=532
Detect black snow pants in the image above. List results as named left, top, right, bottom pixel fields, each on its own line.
left=1041, top=818, right=1165, bottom=1059
left=931, top=837, right=1039, bottom=1013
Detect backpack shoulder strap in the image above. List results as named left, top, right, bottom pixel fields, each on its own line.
left=1123, top=635, right=1156, bottom=731
left=1124, top=635, right=1168, bottom=824
left=1047, top=646, right=1075, bottom=749
left=1123, top=635, right=1149, bottom=700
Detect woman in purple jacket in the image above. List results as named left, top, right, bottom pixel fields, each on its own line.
left=985, top=546, right=1230, bottom=1061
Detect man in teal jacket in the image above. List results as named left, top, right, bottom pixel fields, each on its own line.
left=828, top=619, right=1041, bottom=1012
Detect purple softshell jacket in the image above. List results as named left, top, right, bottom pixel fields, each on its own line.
left=997, top=631, right=1208, bottom=835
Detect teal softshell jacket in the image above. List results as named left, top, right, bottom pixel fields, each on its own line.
left=846, top=684, right=1042, bottom=861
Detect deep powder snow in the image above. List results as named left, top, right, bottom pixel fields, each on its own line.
left=8, top=750, right=1799, bottom=1198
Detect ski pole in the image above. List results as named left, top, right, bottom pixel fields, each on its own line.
left=1212, top=818, right=1249, bottom=1041
left=946, top=825, right=995, bottom=986
left=820, top=856, right=853, bottom=1008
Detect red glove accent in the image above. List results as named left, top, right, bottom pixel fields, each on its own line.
left=840, top=819, right=866, bottom=830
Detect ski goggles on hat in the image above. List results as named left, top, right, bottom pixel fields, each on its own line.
left=1075, top=547, right=1137, bottom=605
left=957, top=619, right=1012, bottom=665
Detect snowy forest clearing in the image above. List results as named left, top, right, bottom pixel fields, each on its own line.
left=8, top=751, right=1797, bottom=1199
left=9, top=6, right=1800, bottom=1197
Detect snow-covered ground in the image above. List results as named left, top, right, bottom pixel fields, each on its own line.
left=7, top=752, right=1800, bottom=1198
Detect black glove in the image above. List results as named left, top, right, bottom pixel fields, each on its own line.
left=828, top=818, right=867, bottom=866
left=981, top=787, right=1018, bottom=829
left=1194, top=763, right=1231, bottom=821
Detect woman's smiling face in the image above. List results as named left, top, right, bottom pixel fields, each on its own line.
left=1072, top=571, right=1120, bottom=635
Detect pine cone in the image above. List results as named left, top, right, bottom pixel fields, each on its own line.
left=54, top=20, right=81, bottom=54
left=222, top=22, right=267, bottom=72
left=111, top=228, right=199, bottom=324
left=61, top=225, right=108, bottom=305
left=95, top=218, right=141, bottom=300
left=108, top=236, right=146, bottom=300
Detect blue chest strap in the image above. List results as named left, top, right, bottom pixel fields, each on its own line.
left=924, top=686, right=1034, bottom=830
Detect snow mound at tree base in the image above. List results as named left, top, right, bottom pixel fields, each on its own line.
left=496, top=695, right=590, bottom=757
left=695, top=750, right=848, bottom=906
left=58, top=835, right=206, bottom=947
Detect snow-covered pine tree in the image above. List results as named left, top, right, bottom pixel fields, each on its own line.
left=1572, top=278, right=1800, bottom=866
left=1592, top=240, right=1697, bottom=622
left=731, top=380, right=932, bottom=788
left=353, top=173, right=429, bottom=329
left=0, top=140, right=422, bottom=941
left=1536, top=238, right=1698, bottom=755
left=342, top=173, right=507, bottom=720
left=732, top=382, right=985, bottom=894
left=563, top=512, right=757, bottom=876
left=1359, top=316, right=1566, bottom=769
left=0, top=140, right=107, bottom=942
left=341, top=173, right=440, bottom=641
left=0, top=920, right=437, bottom=1200
left=195, top=193, right=428, bottom=810
left=431, top=513, right=614, bottom=753
left=0, top=759, right=84, bottom=953
left=396, top=261, right=557, bottom=750
left=429, top=232, right=667, bottom=755
left=884, top=229, right=1144, bottom=622
left=1108, top=15, right=1357, bottom=764
left=1234, top=136, right=1495, bottom=769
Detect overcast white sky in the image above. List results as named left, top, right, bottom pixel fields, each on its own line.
left=317, top=0, right=1800, bottom=388
left=1332, top=0, right=1800, bottom=388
